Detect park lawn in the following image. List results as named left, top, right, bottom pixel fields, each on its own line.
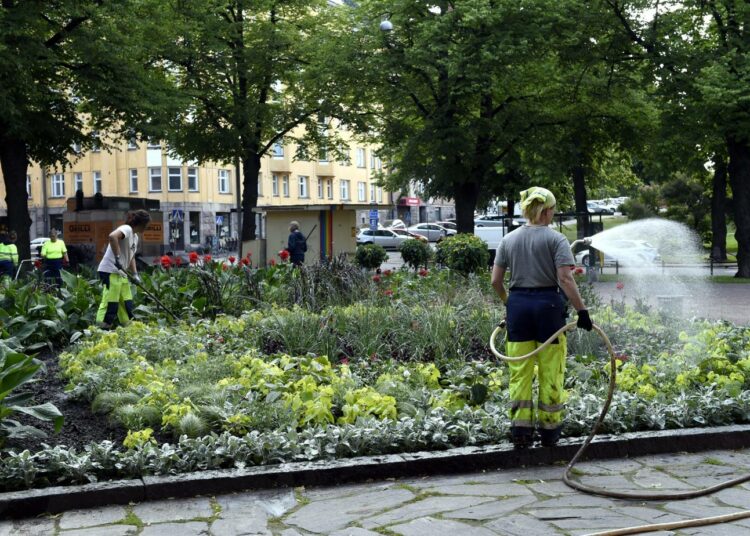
left=558, top=215, right=629, bottom=242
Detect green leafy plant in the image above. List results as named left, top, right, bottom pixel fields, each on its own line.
left=0, top=343, right=63, bottom=447
left=435, top=234, right=490, bottom=275
left=354, top=244, right=388, bottom=270
left=399, top=239, right=432, bottom=270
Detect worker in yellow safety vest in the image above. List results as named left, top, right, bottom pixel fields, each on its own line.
left=491, top=187, right=593, bottom=449
left=41, top=229, right=69, bottom=288
left=0, top=231, right=19, bottom=278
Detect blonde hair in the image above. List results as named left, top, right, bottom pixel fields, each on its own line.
left=520, top=187, right=556, bottom=224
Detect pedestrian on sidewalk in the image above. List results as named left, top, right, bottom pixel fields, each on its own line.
left=286, top=221, right=307, bottom=267
left=95, top=210, right=151, bottom=329
left=491, top=186, right=592, bottom=449
left=41, top=229, right=69, bottom=288
left=0, top=231, right=18, bottom=278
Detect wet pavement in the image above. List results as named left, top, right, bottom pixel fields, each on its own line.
left=4, top=447, right=750, bottom=535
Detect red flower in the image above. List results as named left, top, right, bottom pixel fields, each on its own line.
left=574, top=267, right=584, bottom=275
left=203, top=254, right=212, bottom=263
left=175, top=256, right=182, bottom=266
left=222, top=262, right=228, bottom=271
left=372, top=275, right=381, bottom=283
left=384, top=289, right=394, bottom=297
left=160, top=255, right=172, bottom=269
left=418, top=268, right=428, bottom=277
left=228, top=256, right=236, bottom=264
left=34, top=259, right=42, bottom=269
left=189, top=252, right=199, bottom=264
left=570, top=265, right=576, bottom=270
left=279, top=249, right=290, bottom=261
left=383, top=269, right=392, bottom=277
left=616, top=281, right=625, bottom=290
left=615, top=353, right=630, bottom=362
left=240, top=257, right=250, bottom=266
left=270, top=258, right=276, bottom=266
left=340, top=357, right=350, bottom=365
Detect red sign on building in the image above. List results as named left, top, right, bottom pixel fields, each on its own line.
left=398, top=197, right=421, bottom=206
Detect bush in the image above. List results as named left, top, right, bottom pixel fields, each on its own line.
left=435, top=234, right=490, bottom=275
left=355, top=244, right=388, bottom=270
left=399, top=239, right=432, bottom=270
left=621, top=199, right=655, bottom=220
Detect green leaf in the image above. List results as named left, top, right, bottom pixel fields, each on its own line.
left=11, top=403, right=64, bottom=433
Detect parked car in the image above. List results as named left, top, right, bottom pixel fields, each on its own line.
left=407, top=223, right=457, bottom=242
left=30, top=237, right=49, bottom=258
left=436, top=221, right=457, bottom=231
left=356, top=228, right=408, bottom=249
left=392, top=228, right=429, bottom=243
left=575, top=239, right=661, bottom=266
left=587, top=201, right=615, bottom=215
left=382, top=219, right=406, bottom=230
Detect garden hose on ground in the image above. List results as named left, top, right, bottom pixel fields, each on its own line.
left=490, top=321, right=750, bottom=535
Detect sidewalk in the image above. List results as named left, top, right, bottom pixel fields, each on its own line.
left=4, top=447, right=750, bottom=535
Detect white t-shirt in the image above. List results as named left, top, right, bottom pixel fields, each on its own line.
left=98, top=224, right=138, bottom=273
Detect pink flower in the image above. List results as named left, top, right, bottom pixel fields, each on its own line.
left=340, top=357, right=349, bottom=365
left=228, top=256, right=236, bottom=264
left=240, top=257, right=250, bottom=266
left=616, top=282, right=624, bottom=290
left=615, top=353, right=629, bottom=362
left=383, top=269, right=393, bottom=277
left=384, top=289, right=394, bottom=297
left=279, top=249, right=290, bottom=261
left=270, top=258, right=277, bottom=266
left=574, top=267, right=584, bottom=275
left=418, top=268, right=428, bottom=277
left=189, top=252, right=199, bottom=264
left=372, top=275, right=381, bottom=283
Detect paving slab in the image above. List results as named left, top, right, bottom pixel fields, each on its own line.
left=388, top=517, right=498, bottom=536
left=0, top=517, right=55, bottom=536
left=360, top=495, right=495, bottom=528
left=140, top=522, right=210, bottom=535
left=134, top=496, right=214, bottom=524
left=441, top=495, right=538, bottom=520
left=483, top=513, right=564, bottom=535
left=62, top=526, right=136, bottom=536
left=420, top=482, right=533, bottom=497
left=59, top=505, right=127, bottom=530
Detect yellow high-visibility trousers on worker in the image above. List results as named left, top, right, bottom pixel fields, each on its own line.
left=506, top=335, right=567, bottom=443
left=96, top=272, right=133, bottom=326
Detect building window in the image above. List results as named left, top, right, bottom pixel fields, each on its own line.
left=26, top=175, right=31, bottom=199
left=71, top=142, right=81, bottom=154
left=74, top=172, right=83, bottom=194
left=51, top=173, right=65, bottom=198
left=340, top=179, right=350, bottom=200
left=188, top=168, right=198, bottom=192
left=356, top=148, right=366, bottom=168
left=298, top=176, right=308, bottom=198
left=327, top=179, right=333, bottom=199
left=282, top=175, right=289, bottom=197
left=129, top=169, right=138, bottom=193
left=338, top=146, right=349, bottom=165
left=91, top=131, right=101, bottom=152
left=376, top=157, right=383, bottom=169
left=257, top=172, right=263, bottom=196
left=378, top=187, right=383, bottom=203
left=272, top=142, right=284, bottom=158
left=272, top=174, right=279, bottom=197
left=318, top=147, right=328, bottom=163
left=218, top=169, right=230, bottom=193
left=168, top=167, right=182, bottom=191
left=93, top=171, right=102, bottom=194
left=128, top=138, right=138, bottom=150
left=370, top=154, right=376, bottom=169
left=147, top=139, right=161, bottom=149
left=370, top=183, right=376, bottom=202
left=317, top=177, right=324, bottom=199
left=149, top=167, right=162, bottom=192
left=358, top=181, right=366, bottom=202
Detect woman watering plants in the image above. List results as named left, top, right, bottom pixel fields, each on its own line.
left=41, top=229, right=69, bottom=288
left=491, top=186, right=592, bottom=449
left=96, top=210, right=151, bottom=329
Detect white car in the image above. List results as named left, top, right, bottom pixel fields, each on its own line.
left=587, top=201, right=614, bottom=215
left=436, top=221, right=457, bottom=231
left=356, top=228, right=408, bottom=250
left=407, top=223, right=457, bottom=242
left=575, top=239, right=661, bottom=266
left=30, top=237, right=50, bottom=257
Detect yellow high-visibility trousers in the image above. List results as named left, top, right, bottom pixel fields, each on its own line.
left=96, top=272, right=133, bottom=326
left=506, top=335, right=566, bottom=440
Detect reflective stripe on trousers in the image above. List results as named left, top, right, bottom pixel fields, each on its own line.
left=506, top=335, right=567, bottom=433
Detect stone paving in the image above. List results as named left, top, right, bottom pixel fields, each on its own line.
left=4, top=448, right=750, bottom=535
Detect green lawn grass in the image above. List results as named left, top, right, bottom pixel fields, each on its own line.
left=558, top=215, right=629, bottom=242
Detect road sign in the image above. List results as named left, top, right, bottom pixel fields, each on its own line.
left=216, top=215, right=224, bottom=226
left=369, top=208, right=379, bottom=231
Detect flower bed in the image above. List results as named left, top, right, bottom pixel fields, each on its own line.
left=2, top=263, right=750, bottom=491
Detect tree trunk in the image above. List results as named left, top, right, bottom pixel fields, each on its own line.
left=454, top=181, right=480, bottom=234
left=240, top=152, right=261, bottom=242
left=727, top=137, right=750, bottom=278
left=571, top=161, right=589, bottom=239
left=0, top=136, right=32, bottom=262
left=710, top=153, right=728, bottom=262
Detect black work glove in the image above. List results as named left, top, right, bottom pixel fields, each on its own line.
left=114, top=256, right=123, bottom=270
left=577, top=309, right=593, bottom=331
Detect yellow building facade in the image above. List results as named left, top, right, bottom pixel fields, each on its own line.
left=0, top=132, right=391, bottom=261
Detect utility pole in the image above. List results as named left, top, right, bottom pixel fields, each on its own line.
left=235, top=157, right=243, bottom=259
left=41, top=167, right=49, bottom=236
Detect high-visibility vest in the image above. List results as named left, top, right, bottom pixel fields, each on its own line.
left=0, top=243, right=16, bottom=264
left=42, top=240, right=67, bottom=260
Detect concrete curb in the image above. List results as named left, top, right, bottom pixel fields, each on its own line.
left=3, top=423, right=750, bottom=519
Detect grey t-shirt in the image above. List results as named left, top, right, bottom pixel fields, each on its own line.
left=494, top=225, right=575, bottom=288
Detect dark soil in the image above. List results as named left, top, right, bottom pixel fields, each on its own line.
left=7, top=349, right=127, bottom=453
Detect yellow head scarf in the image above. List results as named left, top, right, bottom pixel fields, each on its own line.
left=520, top=187, right=556, bottom=211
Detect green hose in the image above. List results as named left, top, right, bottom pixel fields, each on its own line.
left=490, top=321, right=750, bottom=535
